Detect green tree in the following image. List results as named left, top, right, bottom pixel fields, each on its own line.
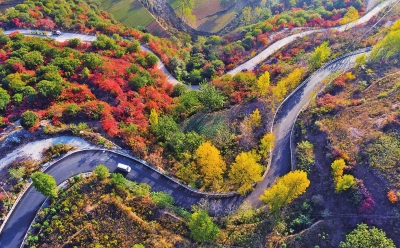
left=145, top=53, right=158, bottom=67
left=21, top=110, right=39, bottom=128
left=68, top=38, right=81, bottom=48
left=370, top=28, right=400, bottom=61
left=24, top=51, right=44, bottom=69
left=82, top=53, right=103, bottom=70
left=178, top=0, right=196, bottom=24
left=308, top=41, right=331, bottom=70
left=259, top=170, right=310, bottom=212
left=0, top=87, right=10, bottom=110
left=198, top=83, right=226, bottom=111
left=36, top=80, right=63, bottom=99
left=340, top=223, right=395, bottom=248
left=154, top=115, right=179, bottom=141
left=31, top=172, right=57, bottom=198
left=229, top=151, right=263, bottom=195
left=9, top=166, right=26, bottom=180
left=150, top=191, right=174, bottom=207
left=295, top=140, right=315, bottom=174
left=188, top=210, right=220, bottom=243
left=93, top=164, right=109, bottom=180
left=111, top=173, right=126, bottom=187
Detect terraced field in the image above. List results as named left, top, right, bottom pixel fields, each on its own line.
left=96, top=0, right=154, bottom=28
left=168, top=0, right=236, bottom=32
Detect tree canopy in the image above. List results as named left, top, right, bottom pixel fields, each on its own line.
left=188, top=210, right=220, bottom=243
left=31, top=172, right=58, bottom=198
left=195, top=141, right=226, bottom=189
left=259, top=170, right=310, bottom=212
left=229, top=151, right=263, bottom=195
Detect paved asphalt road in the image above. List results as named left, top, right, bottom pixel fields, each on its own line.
left=245, top=53, right=365, bottom=207
left=0, top=150, right=243, bottom=247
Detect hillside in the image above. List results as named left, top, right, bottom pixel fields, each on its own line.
left=0, top=0, right=399, bottom=247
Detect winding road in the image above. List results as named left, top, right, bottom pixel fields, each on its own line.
left=0, top=0, right=396, bottom=246
left=227, top=0, right=396, bottom=75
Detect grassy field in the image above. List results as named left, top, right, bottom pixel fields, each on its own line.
left=96, top=0, right=155, bottom=28
left=196, top=9, right=236, bottom=32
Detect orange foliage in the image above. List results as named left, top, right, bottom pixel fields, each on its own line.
left=387, top=190, right=398, bottom=204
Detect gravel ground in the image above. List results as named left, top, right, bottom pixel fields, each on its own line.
left=0, top=136, right=96, bottom=171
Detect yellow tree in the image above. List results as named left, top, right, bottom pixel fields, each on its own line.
left=149, top=108, right=158, bottom=127
left=229, top=151, right=263, bottom=195
left=272, top=81, right=287, bottom=104
left=243, top=108, right=262, bottom=131
left=259, top=170, right=310, bottom=212
left=259, top=133, right=275, bottom=159
left=257, top=71, right=270, bottom=96
left=331, top=158, right=345, bottom=182
left=335, top=174, right=355, bottom=193
left=391, top=19, right=400, bottom=32
left=195, top=141, right=226, bottom=189
left=340, top=6, right=359, bottom=25
left=308, top=41, right=331, bottom=70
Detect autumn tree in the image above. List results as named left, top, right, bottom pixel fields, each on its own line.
left=229, top=151, right=263, bottom=195
left=31, top=172, right=58, bottom=198
left=340, top=6, right=359, bottom=25
left=257, top=70, right=270, bottom=96
left=331, top=159, right=355, bottom=193
left=308, top=41, right=331, bottom=70
left=259, top=170, right=310, bottom=212
left=340, top=223, right=395, bottom=248
left=149, top=108, right=159, bottom=128
left=387, top=190, right=398, bottom=204
left=195, top=141, right=226, bottom=189
left=335, top=174, right=355, bottom=193
left=243, top=108, right=262, bottom=131
left=188, top=210, right=220, bottom=243
left=259, top=133, right=275, bottom=159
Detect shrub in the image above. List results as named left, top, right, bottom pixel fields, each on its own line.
left=150, top=191, right=174, bottom=208
left=21, top=110, right=38, bottom=128
left=295, top=140, right=315, bottom=174
left=93, top=164, right=109, bottom=180
left=387, top=190, right=398, bottom=204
